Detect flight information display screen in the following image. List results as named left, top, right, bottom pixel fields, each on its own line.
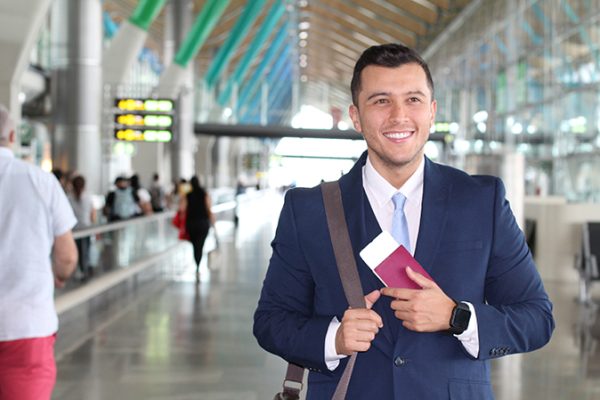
left=114, top=98, right=175, bottom=142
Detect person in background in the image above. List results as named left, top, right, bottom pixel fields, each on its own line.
left=52, top=168, right=71, bottom=194
left=68, top=175, right=97, bottom=280
left=103, top=177, right=138, bottom=221
left=149, top=173, right=166, bottom=212
left=130, top=174, right=152, bottom=215
left=166, top=179, right=180, bottom=210
left=168, top=177, right=191, bottom=210
left=0, top=104, right=78, bottom=400
left=185, top=176, right=215, bottom=281
left=178, top=178, right=191, bottom=198
left=234, top=178, right=246, bottom=228
left=253, top=44, right=554, bottom=399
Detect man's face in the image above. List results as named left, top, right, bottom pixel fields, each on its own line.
left=349, top=63, right=436, bottom=182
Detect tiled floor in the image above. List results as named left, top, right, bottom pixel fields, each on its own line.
left=53, top=190, right=600, bottom=399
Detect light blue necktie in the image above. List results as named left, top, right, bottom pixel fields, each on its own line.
left=391, top=192, right=411, bottom=252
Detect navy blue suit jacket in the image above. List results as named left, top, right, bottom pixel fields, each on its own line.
left=254, top=152, right=554, bottom=399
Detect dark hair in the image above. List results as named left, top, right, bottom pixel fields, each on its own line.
left=130, top=174, right=140, bottom=190
left=190, top=176, right=202, bottom=192
left=72, top=175, right=85, bottom=201
left=52, top=169, right=63, bottom=182
left=350, top=43, right=435, bottom=106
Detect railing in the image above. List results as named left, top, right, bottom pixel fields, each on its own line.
left=57, top=199, right=236, bottom=302
left=72, top=210, right=176, bottom=240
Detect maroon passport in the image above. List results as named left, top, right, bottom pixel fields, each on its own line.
left=360, top=231, right=433, bottom=289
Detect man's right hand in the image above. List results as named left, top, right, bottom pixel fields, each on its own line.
left=335, top=290, right=383, bottom=355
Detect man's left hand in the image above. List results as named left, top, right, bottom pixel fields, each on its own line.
left=380, top=267, right=455, bottom=332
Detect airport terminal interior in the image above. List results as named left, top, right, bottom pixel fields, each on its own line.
left=3, top=0, right=600, bottom=398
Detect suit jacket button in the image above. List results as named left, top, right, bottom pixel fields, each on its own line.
left=394, top=357, right=406, bottom=367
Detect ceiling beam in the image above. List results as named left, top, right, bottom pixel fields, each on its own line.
left=309, top=4, right=394, bottom=46
left=308, top=15, right=374, bottom=53
left=350, top=0, right=428, bottom=35
left=194, top=122, right=363, bottom=139
left=306, top=42, right=357, bottom=70
left=304, top=53, right=351, bottom=76
left=304, top=62, right=351, bottom=85
left=323, top=0, right=416, bottom=46
left=204, top=3, right=243, bottom=46
left=387, top=0, right=438, bottom=24
left=428, top=0, right=450, bottom=10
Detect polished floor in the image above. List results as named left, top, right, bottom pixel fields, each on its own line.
left=53, top=190, right=600, bottom=399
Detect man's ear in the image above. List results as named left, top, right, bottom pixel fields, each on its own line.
left=349, top=105, right=362, bottom=133
left=8, top=130, right=15, bottom=144
left=430, top=99, right=437, bottom=126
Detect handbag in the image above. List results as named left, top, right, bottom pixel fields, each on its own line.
left=207, top=226, right=221, bottom=270
left=274, top=181, right=366, bottom=400
left=172, top=210, right=190, bottom=241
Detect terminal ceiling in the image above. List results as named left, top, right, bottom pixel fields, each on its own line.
left=104, top=0, right=474, bottom=111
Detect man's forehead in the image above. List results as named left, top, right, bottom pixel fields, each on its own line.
left=361, top=64, right=428, bottom=82
left=359, top=64, right=432, bottom=98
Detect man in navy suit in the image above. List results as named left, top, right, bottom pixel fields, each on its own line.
left=254, top=44, right=554, bottom=399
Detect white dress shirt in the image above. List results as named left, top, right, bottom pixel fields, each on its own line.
left=325, top=155, right=479, bottom=370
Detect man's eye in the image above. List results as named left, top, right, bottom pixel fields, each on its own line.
left=374, top=98, right=388, bottom=104
left=408, top=97, right=421, bottom=103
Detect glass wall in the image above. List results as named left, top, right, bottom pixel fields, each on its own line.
left=427, top=0, right=600, bottom=202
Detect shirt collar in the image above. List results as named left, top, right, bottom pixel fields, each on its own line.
left=401, top=157, right=425, bottom=207
left=0, top=147, right=14, bottom=158
left=364, top=155, right=424, bottom=206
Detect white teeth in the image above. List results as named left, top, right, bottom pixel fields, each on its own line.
left=384, top=132, right=412, bottom=139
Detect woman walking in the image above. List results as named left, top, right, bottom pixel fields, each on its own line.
left=185, top=176, right=215, bottom=281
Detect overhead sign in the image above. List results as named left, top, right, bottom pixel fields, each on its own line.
left=115, top=129, right=172, bottom=142
left=114, top=98, right=175, bottom=142
left=116, top=98, right=174, bottom=112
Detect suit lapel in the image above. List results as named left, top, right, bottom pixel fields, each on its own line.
left=338, top=152, right=379, bottom=254
left=338, top=152, right=395, bottom=353
left=414, top=158, right=451, bottom=276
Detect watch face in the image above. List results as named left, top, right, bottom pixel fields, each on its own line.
left=454, top=307, right=471, bottom=329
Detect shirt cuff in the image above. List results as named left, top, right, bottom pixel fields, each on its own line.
left=454, top=301, right=479, bottom=358
left=325, top=317, right=347, bottom=370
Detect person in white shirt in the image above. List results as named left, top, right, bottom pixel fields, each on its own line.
left=131, top=174, right=153, bottom=215
left=68, top=174, right=97, bottom=279
left=0, top=104, right=78, bottom=400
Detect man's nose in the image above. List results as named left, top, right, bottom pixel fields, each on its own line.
left=389, top=103, right=407, bottom=122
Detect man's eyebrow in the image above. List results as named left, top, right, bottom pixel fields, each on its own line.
left=365, top=90, right=428, bottom=102
left=405, top=90, right=427, bottom=97
left=365, top=91, right=390, bottom=101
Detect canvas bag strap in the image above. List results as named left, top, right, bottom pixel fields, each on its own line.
left=322, top=181, right=366, bottom=400
left=280, top=181, right=365, bottom=400
left=321, top=181, right=366, bottom=309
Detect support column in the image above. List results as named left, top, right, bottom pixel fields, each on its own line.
left=215, top=137, right=232, bottom=187
left=164, top=0, right=196, bottom=181
left=51, top=0, right=102, bottom=194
